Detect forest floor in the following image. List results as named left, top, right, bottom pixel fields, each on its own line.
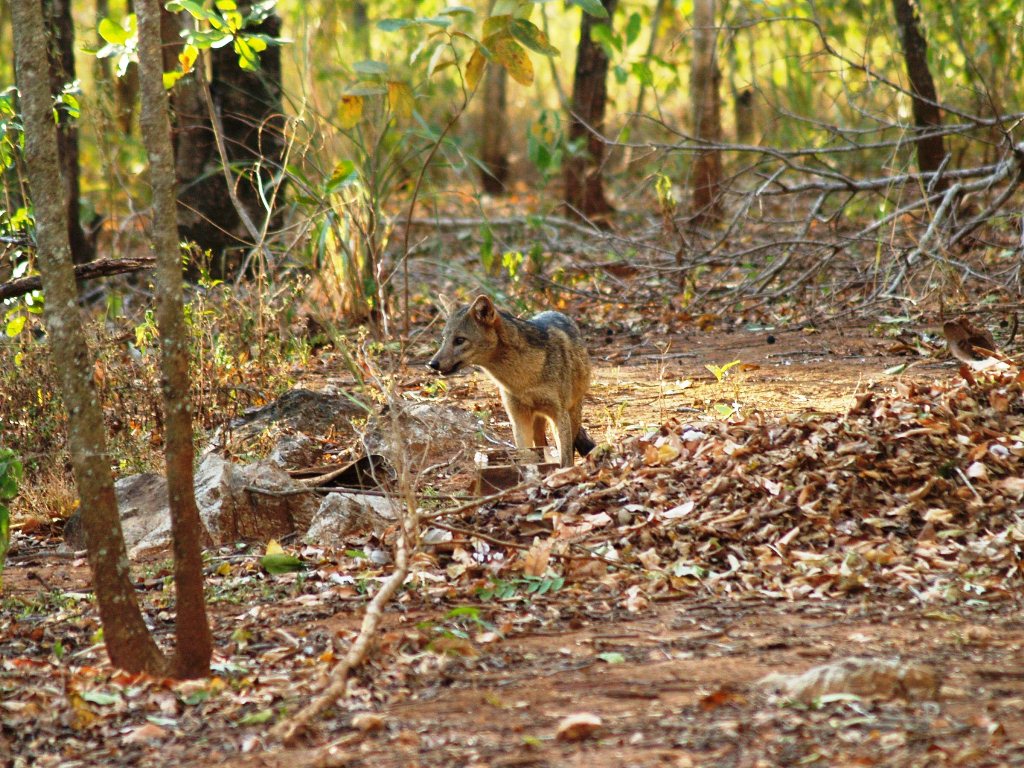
left=5, top=314, right=1024, bottom=767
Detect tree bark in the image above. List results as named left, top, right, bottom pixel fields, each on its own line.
left=892, top=0, right=947, bottom=187
left=563, top=0, right=617, bottom=220
left=137, top=0, right=213, bottom=679
left=42, top=0, right=94, bottom=264
left=12, top=0, right=166, bottom=675
left=480, top=61, right=510, bottom=195
left=689, top=0, right=723, bottom=222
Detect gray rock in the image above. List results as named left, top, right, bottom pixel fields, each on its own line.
left=364, top=402, right=483, bottom=469
left=64, top=472, right=172, bottom=554
left=65, top=455, right=320, bottom=557
left=195, top=452, right=318, bottom=544
left=304, top=492, right=397, bottom=547
left=228, top=388, right=364, bottom=446
left=268, top=431, right=322, bottom=468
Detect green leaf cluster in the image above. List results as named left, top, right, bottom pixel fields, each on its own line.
left=0, top=448, right=23, bottom=583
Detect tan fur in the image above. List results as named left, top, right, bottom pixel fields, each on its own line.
left=428, top=295, right=593, bottom=468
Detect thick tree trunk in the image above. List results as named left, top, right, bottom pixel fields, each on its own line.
left=480, top=62, right=510, bottom=195
left=563, top=0, right=617, bottom=220
left=12, top=0, right=166, bottom=675
left=892, top=0, right=947, bottom=186
left=689, top=0, right=723, bottom=222
left=163, top=5, right=286, bottom=277
left=43, top=0, right=94, bottom=264
left=137, top=0, right=213, bottom=680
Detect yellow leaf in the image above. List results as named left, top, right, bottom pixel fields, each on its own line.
left=215, top=561, right=232, bottom=577
left=339, top=95, right=364, bottom=129
left=386, top=81, right=414, bottom=119
left=465, top=47, right=486, bottom=91
left=492, top=37, right=533, bottom=86
left=68, top=692, right=97, bottom=730
left=163, top=71, right=184, bottom=90
left=179, top=44, right=198, bottom=74
left=265, top=538, right=284, bottom=556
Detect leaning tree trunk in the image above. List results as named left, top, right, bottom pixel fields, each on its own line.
left=689, top=0, right=723, bottom=223
left=892, top=0, right=947, bottom=188
left=137, top=0, right=213, bottom=680
left=43, top=0, right=94, bottom=264
left=480, top=61, right=510, bottom=195
left=12, top=0, right=166, bottom=675
left=563, top=0, right=617, bottom=220
left=163, top=4, right=286, bottom=278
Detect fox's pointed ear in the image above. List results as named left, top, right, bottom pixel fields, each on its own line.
left=470, top=295, right=498, bottom=327
left=438, top=294, right=456, bottom=318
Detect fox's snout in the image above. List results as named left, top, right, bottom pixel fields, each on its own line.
left=427, top=353, right=461, bottom=375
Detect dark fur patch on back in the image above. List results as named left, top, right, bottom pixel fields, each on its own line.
left=530, top=311, right=580, bottom=339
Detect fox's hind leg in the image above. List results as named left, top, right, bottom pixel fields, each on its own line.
left=555, top=411, right=574, bottom=468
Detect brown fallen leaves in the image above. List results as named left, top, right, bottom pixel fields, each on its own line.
left=517, top=363, right=1024, bottom=604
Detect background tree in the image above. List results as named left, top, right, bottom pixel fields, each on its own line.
left=162, top=3, right=286, bottom=277
left=347, top=2, right=371, bottom=60
left=563, top=0, right=617, bottom=220
left=137, top=0, right=212, bottom=679
left=12, top=0, right=165, bottom=675
left=43, top=0, right=93, bottom=264
left=480, top=52, right=511, bottom=194
left=96, top=0, right=140, bottom=134
left=892, top=0, right=947, bottom=187
left=689, top=0, right=723, bottom=222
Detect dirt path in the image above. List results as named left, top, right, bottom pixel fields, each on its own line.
left=213, top=598, right=1024, bottom=767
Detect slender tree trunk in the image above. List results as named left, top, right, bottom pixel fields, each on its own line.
left=689, top=0, right=723, bottom=222
left=137, top=0, right=213, bottom=680
left=12, top=0, right=166, bottom=675
left=480, top=61, right=510, bottom=195
left=892, top=0, right=947, bottom=186
left=43, top=0, right=94, bottom=264
left=563, top=0, right=617, bottom=220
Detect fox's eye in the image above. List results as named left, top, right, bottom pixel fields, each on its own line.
left=454, top=336, right=467, bottom=346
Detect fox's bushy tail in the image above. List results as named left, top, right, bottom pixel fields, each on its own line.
left=574, top=428, right=596, bottom=457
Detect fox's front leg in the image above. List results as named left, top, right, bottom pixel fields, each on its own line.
left=502, top=394, right=537, bottom=459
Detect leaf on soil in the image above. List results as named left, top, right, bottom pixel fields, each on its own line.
left=760, top=657, right=941, bottom=703
left=522, top=538, right=552, bottom=577
left=555, top=712, right=603, bottom=742
left=121, top=722, right=169, bottom=744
